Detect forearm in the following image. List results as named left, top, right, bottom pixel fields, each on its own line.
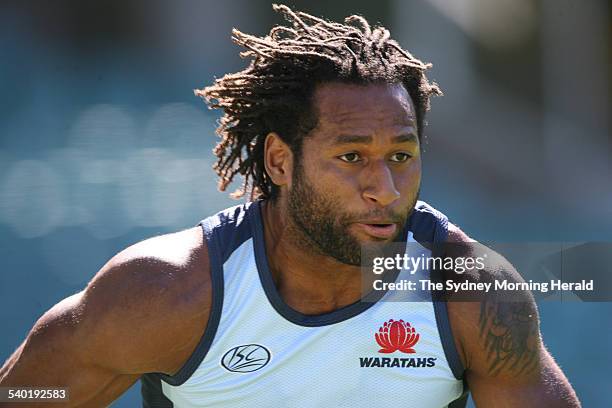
left=1, top=346, right=134, bottom=408
left=0, top=343, right=25, bottom=381
left=0, top=298, right=126, bottom=406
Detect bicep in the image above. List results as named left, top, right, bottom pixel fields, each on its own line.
left=461, top=283, right=579, bottom=406
left=442, top=236, right=581, bottom=407
left=1, top=228, right=210, bottom=406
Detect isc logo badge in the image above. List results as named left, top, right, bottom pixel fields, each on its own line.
left=360, top=319, right=437, bottom=368
left=221, top=344, right=271, bottom=373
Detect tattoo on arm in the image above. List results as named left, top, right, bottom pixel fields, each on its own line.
left=479, top=298, right=539, bottom=376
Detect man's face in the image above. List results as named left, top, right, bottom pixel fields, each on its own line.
left=287, top=82, right=422, bottom=265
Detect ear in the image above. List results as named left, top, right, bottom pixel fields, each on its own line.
left=264, top=132, right=293, bottom=189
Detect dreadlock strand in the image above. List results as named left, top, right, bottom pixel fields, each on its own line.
left=273, top=4, right=314, bottom=33
left=295, top=10, right=344, bottom=31
left=270, top=26, right=299, bottom=40
left=344, top=15, right=372, bottom=37
left=273, top=48, right=341, bottom=64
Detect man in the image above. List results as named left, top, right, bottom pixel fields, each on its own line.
left=0, top=5, right=580, bottom=407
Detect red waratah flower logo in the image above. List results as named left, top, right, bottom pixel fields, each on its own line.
left=375, top=319, right=420, bottom=354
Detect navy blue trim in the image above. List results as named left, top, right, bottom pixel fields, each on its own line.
left=249, top=200, right=402, bottom=327
left=141, top=374, right=173, bottom=408
left=448, top=389, right=469, bottom=408
left=432, top=295, right=465, bottom=380
left=447, top=377, right=469, bottom=407
left=212, top=204, right=256, bottom=262
left=412, top=201, right=466, bottom=381
left=155, top=204, right=252, bottom=387
left=155, top=221, right=225, bottom=386
left=407, top=201, right=450, bottom=244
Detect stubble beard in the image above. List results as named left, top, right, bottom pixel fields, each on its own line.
left=287, top=162, right=418, bottom=266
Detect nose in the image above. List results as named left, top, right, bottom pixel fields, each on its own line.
left=362, top=160, right=400, bottom=207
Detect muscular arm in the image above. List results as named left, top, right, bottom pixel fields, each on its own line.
left=0, top=227, right=211, bottom=407
left=445, top=225, right=581, bottom=407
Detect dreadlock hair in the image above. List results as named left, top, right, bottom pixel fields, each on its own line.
left=196, top=4, right=442, bottom=201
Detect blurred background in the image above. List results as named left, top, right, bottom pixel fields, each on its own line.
left=0, top=0, right=610, bottom=406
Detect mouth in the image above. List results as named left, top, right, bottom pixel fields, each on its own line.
left=353, top=222, right=398, bottom=239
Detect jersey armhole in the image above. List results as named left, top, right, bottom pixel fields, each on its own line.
left=430, top=243, right=466, bottom=382
left=432, top=297, right=466, bottom=381
left=431, top=238, right=469, bottom=405
left=156, top=218, right=225, bottom=386
left=413, top=202, right=465, bottom=381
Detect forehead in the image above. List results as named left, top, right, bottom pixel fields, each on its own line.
left=311, top=82, right=416, bottom=131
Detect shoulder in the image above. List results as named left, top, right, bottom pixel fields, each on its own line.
left=95, top=225, right=209, bottom=295
left=78, top=226, right=212, bottom=375
left=444, top=222, right=530, bottom=293
left=443, top=223, right=540, bottom=379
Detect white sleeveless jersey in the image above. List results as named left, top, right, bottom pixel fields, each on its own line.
left=141, top=200, right=467, bottom=407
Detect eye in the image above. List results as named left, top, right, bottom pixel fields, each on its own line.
left=389, top=152, right=411, bottom=163
left=338, top=152, right=362, bottom=163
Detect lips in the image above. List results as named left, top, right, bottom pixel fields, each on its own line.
left=354, top=222, right=398, bottom=239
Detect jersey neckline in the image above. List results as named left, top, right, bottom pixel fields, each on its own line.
left=248, top=200, right=404, bottom=327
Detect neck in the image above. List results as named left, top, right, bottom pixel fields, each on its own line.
left=261, top=199, right=364, bottom=315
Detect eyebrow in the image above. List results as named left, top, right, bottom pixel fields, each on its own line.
left=332, top=133, right=418, bottom=145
